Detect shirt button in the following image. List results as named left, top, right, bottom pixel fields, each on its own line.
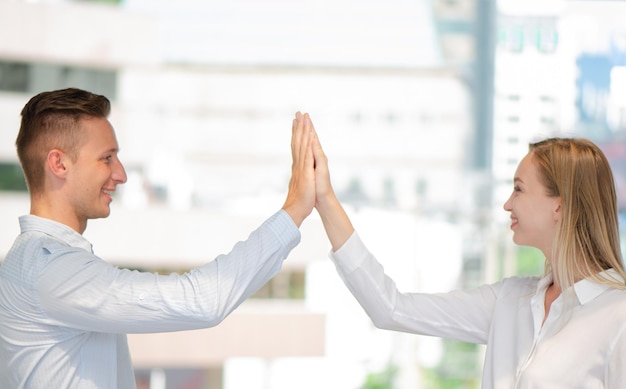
left=139, top=293, right=145, bottom=300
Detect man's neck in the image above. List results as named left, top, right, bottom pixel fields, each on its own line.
left=30, top=197, right=86, bottom=234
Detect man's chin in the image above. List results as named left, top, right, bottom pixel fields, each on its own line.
left=90, top=208, right=112, bottom=220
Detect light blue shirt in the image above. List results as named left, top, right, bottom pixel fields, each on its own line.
left=0, top=210, right=300, bottom=388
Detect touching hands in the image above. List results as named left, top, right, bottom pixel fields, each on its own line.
left=284, top=111, right=354, bottom=249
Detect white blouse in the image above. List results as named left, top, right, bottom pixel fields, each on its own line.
left=330, top=232, right=626, bottom=388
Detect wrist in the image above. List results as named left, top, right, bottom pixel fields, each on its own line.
left=282, top=204, right=309, bottom=228
left=315, top=190, right=339, bottom=212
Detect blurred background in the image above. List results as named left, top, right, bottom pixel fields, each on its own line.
left=0, top=0, right=625, bottom=388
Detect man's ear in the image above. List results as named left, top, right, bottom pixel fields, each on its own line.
left=46, top=149, right=69, bottom=178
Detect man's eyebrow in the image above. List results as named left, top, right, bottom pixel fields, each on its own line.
left=99, top=147, right=119, bottom=156
left=513, top=177, right=524, bottom=184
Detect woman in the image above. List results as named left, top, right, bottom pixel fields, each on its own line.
left=298, top=110, right=626, bottom=388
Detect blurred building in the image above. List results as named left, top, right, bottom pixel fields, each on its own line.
left=2, top=1, right=623, bottom=388
left=493, top=0, right=626, bottom=211
left=491, top=1, right=626, bottom=277
left=0, top=1, right=473, bottom=388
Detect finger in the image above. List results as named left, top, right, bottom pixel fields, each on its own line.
left=304, top=113, right=323, bottom=154
left=304, top=114, right=318, bottom=170
left=308, top=118, right=326, bottom=162
left=293, top=112, right=309, bottom=157
left=293, top=113, right=311, bottom=176
left=302, top=113, right=313, bottom=149
left=291, top=111, right=303, bottom=155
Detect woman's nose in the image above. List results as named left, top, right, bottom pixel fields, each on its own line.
left=503, top=193, right=513, bottom=211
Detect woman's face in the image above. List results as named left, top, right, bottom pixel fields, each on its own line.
left=503, top=152, right=561, bottom=257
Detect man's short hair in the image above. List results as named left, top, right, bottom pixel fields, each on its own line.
left=16, top=88, right=111, bottom=195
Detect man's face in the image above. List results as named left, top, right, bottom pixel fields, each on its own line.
left=65, top=117, right=127, bottom=225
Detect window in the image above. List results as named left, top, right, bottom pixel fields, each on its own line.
left=0, top=60, right=117, bottom=99
left=253, top=270, right=306, bottom=300
left=0, top=162, right=27, bottom=192
left=0, top=62, right=28, bottom=92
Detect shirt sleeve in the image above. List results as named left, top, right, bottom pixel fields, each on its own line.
left=330, top=231, right=497, bottom=344
left=37, top=210, right=300, bottom=334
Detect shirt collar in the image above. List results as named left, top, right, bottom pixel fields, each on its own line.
left=19, top=214, right=94, bottom=253
left=574, top=269, right=621, bottom=305
left=536, top=269, right=620, bottom=306
left=535, top=272, right=554, bottom=294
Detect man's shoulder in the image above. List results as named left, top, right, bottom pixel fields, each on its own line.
left=5, top=231, right=85, bottom=272
left=18, top=215, right=93, bottom=253
left=14, top=229, right=70, bottom=254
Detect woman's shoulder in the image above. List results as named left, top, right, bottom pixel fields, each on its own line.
left=487, top=275, right=542, bottom=297
left=500, top=275, right=542, bottom=287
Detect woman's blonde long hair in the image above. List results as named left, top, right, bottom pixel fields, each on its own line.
left=530, top=138, right=626, bottom=292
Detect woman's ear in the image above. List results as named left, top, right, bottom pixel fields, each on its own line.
left=46, top=149, right=68, bottom=178
left=553, top=198, right=562, bottom=222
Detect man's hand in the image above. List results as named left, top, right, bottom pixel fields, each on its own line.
left=282, top=112, right=316, bottom=227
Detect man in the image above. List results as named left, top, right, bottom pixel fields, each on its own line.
left=0, top=88, right=316, bottom=388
